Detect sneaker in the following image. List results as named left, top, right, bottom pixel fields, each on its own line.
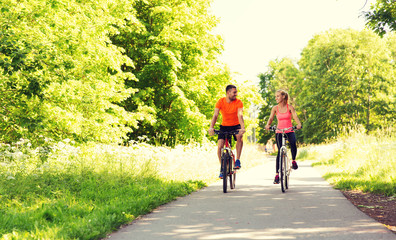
left=219, top=172, right=223, bottom=179
left=234, top=159, right=241, bottom=169
left=292, top=160, right=298, bottom=170
left=273, top=175, right=279, bottom=184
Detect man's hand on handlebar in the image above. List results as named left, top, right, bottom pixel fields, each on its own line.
left=238, top=128, right=246, bottom=136
left=208, top=128, right=215, bottom=136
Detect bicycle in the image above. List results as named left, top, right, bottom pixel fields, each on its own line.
left=214, top=129, right=239, bottom=193
left=269, top=126, right=299, bottom=193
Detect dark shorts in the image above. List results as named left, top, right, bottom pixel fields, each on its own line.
left=218, top=124, right=241, bottom=141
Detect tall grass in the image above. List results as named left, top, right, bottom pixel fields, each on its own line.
left=297, top=126, right=396, bottom=196
left=0, top=138, right=266, bottom=239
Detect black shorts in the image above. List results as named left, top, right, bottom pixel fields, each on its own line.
left=218, top=124, right=241, bottom=141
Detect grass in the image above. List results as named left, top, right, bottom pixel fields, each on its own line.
left=0, top=138, right=266, bottom=239
left=297, top=126, right=396, bottom=196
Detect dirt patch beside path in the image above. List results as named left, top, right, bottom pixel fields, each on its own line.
left=342, top=190, right=396, bottom=234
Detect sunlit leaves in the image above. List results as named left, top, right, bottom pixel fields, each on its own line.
left=112, top=0, right=228, bottom=146
left=299, top=29, right=395, bottom=143
left=0, top=0, right=138, bottom=144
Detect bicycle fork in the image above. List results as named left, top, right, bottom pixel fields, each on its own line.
left=221, top=147, right=233, bottom=175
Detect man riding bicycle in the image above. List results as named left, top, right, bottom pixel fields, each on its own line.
left=208, top=85, right=246, bottom=178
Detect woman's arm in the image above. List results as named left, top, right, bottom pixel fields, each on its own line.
left=265, top=106, right=276, bottom=130
left=290, top=105, right=302, bottom=129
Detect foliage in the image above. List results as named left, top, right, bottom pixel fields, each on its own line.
left=299, top=126, right=396, bottom=196
left=257, top=29, right=395, bottom=145
left=0, top=138, right=265, bottom=239
left=1, top=0, right=262, bottom=146
left=365, top=0, right=396, bottom=37
left=298, top=29, right=395, bottom=143
left=0, top=0, right=139, bottom=145
left=111, top=0, right=229, bottom=146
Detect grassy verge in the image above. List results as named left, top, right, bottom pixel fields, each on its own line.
left=297, top=127, right=396, bottom=196
left=0, top=139, right=266, bottom=239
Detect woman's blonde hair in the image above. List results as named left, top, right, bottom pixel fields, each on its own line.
left=276, top=89, right=288, bottom=104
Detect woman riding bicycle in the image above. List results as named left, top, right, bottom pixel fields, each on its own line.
left=265, top=89, right=302, bottom=184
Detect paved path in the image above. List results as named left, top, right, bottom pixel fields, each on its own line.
left=107, top=157, right=395, bottom=240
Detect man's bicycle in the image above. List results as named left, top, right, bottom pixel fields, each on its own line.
left=214, top=129, right=239, bottom=193
left=269, top=126, right=299, bottom=193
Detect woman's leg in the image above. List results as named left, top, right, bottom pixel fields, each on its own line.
left=287, top=132, right=297, bottom=160
left=275, top=133, right=282, bottom=173
left=287, top=132, right=298, bottom=169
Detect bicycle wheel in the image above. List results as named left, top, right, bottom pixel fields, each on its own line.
left=222, top=153, right=228, bottom=193
left=280, top=150, right=287, bottom=193
left=285, top=155, right=289, bottom=190
left=229, top=155, right=236, bottom=189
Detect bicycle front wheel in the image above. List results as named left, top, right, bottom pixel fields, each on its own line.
left=222, top=153, right=228, bottom=193
left=285, top=155, right=290, bottom=190
left=280, top=150, right=287, bottom=193
left=229, top=155, right=236, bottom=189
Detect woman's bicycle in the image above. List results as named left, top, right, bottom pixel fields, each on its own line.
left=269, top=126, right=299, bottom=193
left=214, top=129, right=239, bottom=193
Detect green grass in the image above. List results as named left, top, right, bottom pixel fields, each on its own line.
left=297, top=127, right=396, bottom=196
left=0, top=139, right=266, bottom=239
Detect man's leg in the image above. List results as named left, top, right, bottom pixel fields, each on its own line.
left=217, top=139, right=225, bottom=178
left=217, top=139, right=225, bottom=164
left=236, top=133, right=243, bottom=160
left=234, top=133, right=243, bottom=169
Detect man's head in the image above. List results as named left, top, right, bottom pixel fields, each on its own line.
left=226, top=85, right=237, bottom=101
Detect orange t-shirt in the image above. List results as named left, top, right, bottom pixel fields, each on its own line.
left=215, top=97, right=243, bottom=126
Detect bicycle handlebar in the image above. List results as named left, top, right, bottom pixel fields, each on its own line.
left=268, top=126, right=302, bottom=132
left=214, top=129, right=240, bottom=136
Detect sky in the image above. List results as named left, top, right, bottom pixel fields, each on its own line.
left=210, top=0, right=376, bottom=84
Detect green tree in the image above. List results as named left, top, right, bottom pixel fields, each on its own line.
left=112, top=0, right=227, bottom=146
left=365, top=0, right=396, bottom=36
left=0, top=0, right=138, bottom=144
left=299, top=29, right=394, bottom=143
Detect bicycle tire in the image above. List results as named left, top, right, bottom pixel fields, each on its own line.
left=222, top=153, right=228, bottom=193
left=285, top=155, right=289, bottom=190
left=280, top=150, right=286, bottom=193
left=230, top=155, right=236, bottom=189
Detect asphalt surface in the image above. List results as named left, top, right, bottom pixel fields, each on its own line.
left=107, top=156, right=395, bottom=240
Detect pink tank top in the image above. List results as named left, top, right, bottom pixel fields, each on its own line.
left=276, top=105, right=293, bottom=133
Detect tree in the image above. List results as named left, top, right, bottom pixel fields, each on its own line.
left=111, top=0, right=228, bottom=146
left=0, top=0, right=138, bottom=144
left=365, top=0, right=396, bottom=37
left=299, top=29, right=394, bottom=143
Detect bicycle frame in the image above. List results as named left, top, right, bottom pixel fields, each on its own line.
left=214, top=130, right=239, bottom=193
left=222, top=136, right=235, bottom=163
left=270, top=126, right=296, bottom=192
left=279, top=132, right=291, bottom=178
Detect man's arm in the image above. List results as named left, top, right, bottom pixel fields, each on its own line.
left=237, top=108, right=246, bottom=134
left=208, top=108, right=220, bottom=136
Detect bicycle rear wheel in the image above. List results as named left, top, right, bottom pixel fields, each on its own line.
left=222, top=153, right=228, bottom=193
left=280, top=151, right=287, bottom=193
